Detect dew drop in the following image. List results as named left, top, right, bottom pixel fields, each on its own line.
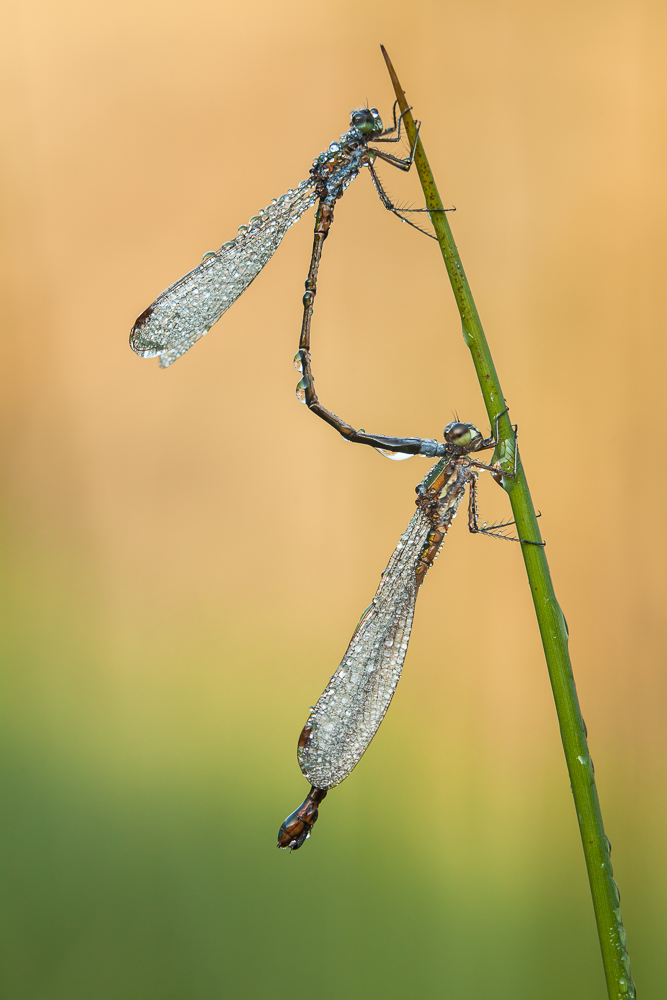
left=294, top=349, right=307, bottom=373
left=375, top=447, right=414, bottom=462
left=296, top=378, right=308, bottom=404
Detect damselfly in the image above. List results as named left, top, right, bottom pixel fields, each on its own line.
left=129, top=104, right=435, bottom=368
left=276, top=415, right=522, bottom=850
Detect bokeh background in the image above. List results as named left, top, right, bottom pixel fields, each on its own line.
left=2, top=1, right=666, bottom=997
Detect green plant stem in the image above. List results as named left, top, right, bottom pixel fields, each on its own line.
left=380, top=46, right=635, bottom=1000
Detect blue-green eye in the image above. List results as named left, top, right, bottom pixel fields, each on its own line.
left=444, top=422, right=473, bottom=448
left=351, top=109, right=375, bottom=134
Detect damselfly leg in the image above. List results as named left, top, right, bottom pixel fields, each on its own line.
left=366, top=100, right=455, bottom=236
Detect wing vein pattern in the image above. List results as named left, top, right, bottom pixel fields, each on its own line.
left=130, top=179, right=317, bottom=368
left=298, top=501, right=434, bottom=789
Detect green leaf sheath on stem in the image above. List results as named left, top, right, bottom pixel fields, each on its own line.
left=380, top=46, right=635, bottom=1000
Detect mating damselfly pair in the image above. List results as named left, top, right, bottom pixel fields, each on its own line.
left=130, top=92, right=528, bottom=852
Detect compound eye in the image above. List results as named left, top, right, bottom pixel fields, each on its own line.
left=370, top=109, right=383, bottom=133
left=444, top=422, right=473, bottom=447
left=351, top=109, right=375, bottom=134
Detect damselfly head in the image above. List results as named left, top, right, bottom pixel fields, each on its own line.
left=444, top=421, right=481, bottom=451
left=349, top=107, right=383, bottom=137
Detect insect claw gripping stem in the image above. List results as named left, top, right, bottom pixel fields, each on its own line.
left=368, top=162, right=441, bottom=239
left=372, top=119, right=422, bottom=171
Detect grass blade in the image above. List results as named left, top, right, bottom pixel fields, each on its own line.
left=380, top=44, right=635, bottom=1000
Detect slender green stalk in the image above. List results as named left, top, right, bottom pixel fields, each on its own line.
left=380, top=46, right=635, bottom=1000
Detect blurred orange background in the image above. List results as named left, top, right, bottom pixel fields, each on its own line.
left=1, top=1, right=666, bottom=997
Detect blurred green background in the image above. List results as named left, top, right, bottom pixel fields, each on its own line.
left=2, top=0, right=666, bottom=996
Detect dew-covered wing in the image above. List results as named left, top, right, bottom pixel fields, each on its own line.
left=298, top=505, right=433, bottom=790
left=130, top=179, right=317, bottom=368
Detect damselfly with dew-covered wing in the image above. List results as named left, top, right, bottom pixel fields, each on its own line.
left=276, top=415, right=531, bottom=850
left=130, top=104, right=443, bottom=368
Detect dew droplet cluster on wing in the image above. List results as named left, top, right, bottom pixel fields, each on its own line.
left=130, top=114, right=379, bottom=368
left=298, top=461, right=467, bottom=789
left=129, top=180, right=318, bottom=368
